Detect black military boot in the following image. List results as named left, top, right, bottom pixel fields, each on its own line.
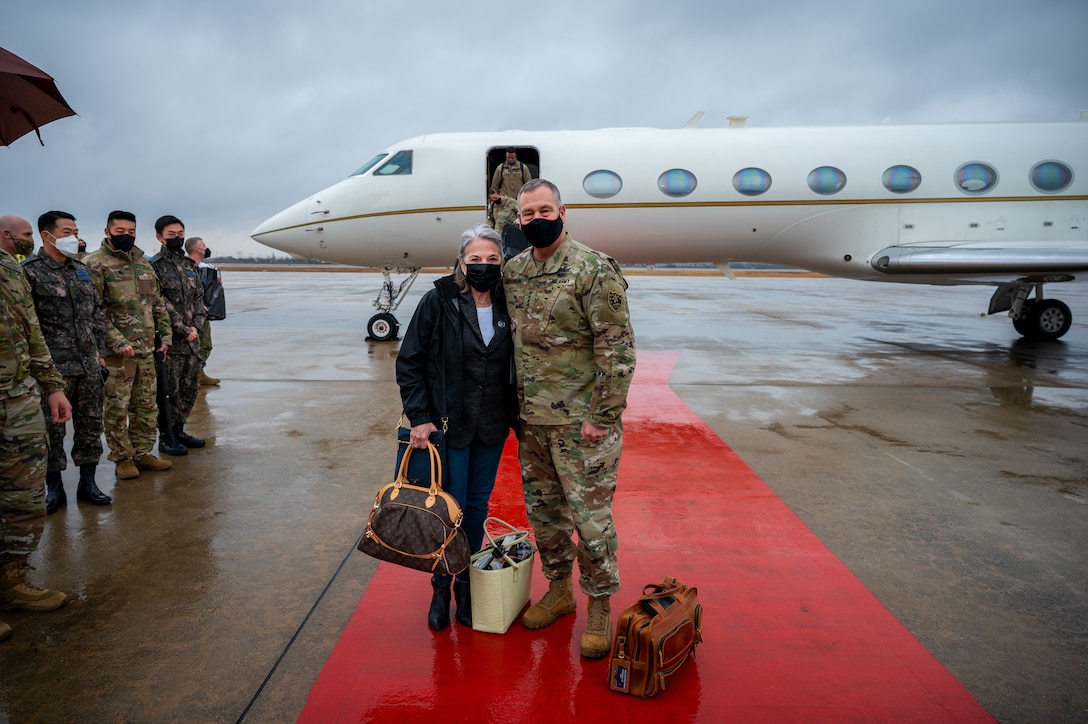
left=76, top=464, right=112, bottom=506
left=173, top=424, right=205, bottom=448
left=45, top=471, right=66, bottom=515
left=428, top=580, right=451, bottom=631
left=158, top=433, right=188, bottom=456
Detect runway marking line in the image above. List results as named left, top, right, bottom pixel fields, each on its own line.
left=299, top=351, right=993, bottom=722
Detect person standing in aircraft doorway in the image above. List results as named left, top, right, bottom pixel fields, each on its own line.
left=503, top=178, right=636, bottom=659
left=489, top=148, right=532, bottom=200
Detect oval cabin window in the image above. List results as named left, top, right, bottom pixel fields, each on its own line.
left=807, top=166, right=847, bottom=195
left=1030, top=161, right=1073, bottom=193
left=583, top=170, right=623, bottom=199
left=657, top=169, right=697, bottom=197
left=733, top=168, right=772, bottom=196
left=955, top=162, right=998, bottom=194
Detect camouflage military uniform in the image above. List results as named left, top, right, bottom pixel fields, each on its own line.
left=487, top=196, right=518, bottom=235
left=503, top=234, right=636, bottom=596
left=0, top=250, right=66, bottom=559
left=83, top=241, right=171, bottom=463
left=22, top=250, right=107, bottom=472
left=490, top=161, right=532, bottom=200
left=150, top=248, right=205, bottom=427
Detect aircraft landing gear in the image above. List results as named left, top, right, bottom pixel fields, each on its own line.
left=367, top=312, right=399, bottom=342
left=998, top=282, right=1075, bottom=341
left=366, top=267, right=421, bottom=342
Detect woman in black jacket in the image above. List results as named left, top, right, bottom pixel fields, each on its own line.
left=396, top=223, right=517, bottom=631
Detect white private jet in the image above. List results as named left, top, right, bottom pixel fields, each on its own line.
left=252, top=115, right=1088, bottom=341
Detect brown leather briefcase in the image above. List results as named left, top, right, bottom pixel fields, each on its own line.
left=608, top=576, right=703, bottom=698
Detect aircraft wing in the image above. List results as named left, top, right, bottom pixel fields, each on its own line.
left=870, top=246, right=1088, bottom=276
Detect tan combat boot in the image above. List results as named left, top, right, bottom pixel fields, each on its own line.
left=580, top=595, right=612, bottom=659
left=0, top=619, right=11, bottom=642
left=199, top=372, right=220, bottom=386
left=521, top=576, right=576, bottom=630
left=134, top=454, right=172, bottom=471
left=115, top=460, right=140, bottom=479
left=0, top=558, right=67, bottom=612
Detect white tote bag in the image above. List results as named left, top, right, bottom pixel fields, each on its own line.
left=469, top=518, right=536, bottom=634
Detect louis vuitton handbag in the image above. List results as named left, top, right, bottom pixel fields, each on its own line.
left=357, top=441, right=470, bottom=576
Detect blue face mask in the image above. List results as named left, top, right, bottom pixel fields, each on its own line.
left=522, top=216, right=563, bottom=249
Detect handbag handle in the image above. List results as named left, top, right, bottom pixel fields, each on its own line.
left=396, top=441, right=444, bottom=496
left=639, top=578, right=697, bottom=617
left=481, top=516, right=536, bottom=564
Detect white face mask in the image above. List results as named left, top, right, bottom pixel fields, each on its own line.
left=53, top=234, right=81, bottom=258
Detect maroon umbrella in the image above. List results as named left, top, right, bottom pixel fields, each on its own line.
left=0, top=46, right=76, bottom=146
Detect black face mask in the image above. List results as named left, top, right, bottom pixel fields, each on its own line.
left=464, top=263, right=501, bottom=292
left=522, top=216, right=564, bottom=249
left=203, top=248, right=212, bottom=259
left=109, top=234, right=136, bottom=252
left=165, top=237, right=184, bottom=251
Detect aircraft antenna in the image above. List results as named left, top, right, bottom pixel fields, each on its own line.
left=683, top=112, right=705, bottom=128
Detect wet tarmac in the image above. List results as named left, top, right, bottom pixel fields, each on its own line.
left=1, top=270, right=1085, bottom=723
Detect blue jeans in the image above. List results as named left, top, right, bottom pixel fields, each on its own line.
left=433, top=438, right=504, bottom=585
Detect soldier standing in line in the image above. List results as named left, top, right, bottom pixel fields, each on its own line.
left=22, top=211, right=112, bottom=512
left=185, top=237, right=220, bottom=386
left=84, top=211, right=174, bottom=480
left=0, top=216, right=73, bottom=642
left=149, top=216, right=206, bottom=450
left=502, top=179, right=636, bottom=659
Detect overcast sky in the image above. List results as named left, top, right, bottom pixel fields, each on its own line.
left=3, top=0, right=1086, bottom=258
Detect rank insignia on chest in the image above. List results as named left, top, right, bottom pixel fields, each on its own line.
left=608, top=290, right=623, bottom=312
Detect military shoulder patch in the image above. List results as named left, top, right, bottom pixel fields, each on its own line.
left=608, top=290, right=623, bottom=312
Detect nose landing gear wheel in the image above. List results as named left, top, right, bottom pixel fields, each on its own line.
left=367, top=312, right=400, bottom=342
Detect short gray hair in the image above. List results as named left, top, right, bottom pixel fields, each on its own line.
left=184, top=236, right=204, bottom=254
left=517, top=178, right=562, bottom=209
left=453, top=223, right=504, bottom=292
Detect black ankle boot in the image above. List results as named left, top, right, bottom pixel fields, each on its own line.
left=45, top=471, right=66, bottom=514
left=453, top=579, right=472, bottom=627
left=76, top=464, right=112, bottom=506
left=174, top=424, right=205, bottom=448
left=158, top=434, right=188, bottom=456
left=428, top=580, right=451, bottom=631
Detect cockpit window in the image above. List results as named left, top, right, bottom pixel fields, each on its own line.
left=374, top=150, right=413, bottom=176
left=350, top=154, right=388, bottom=177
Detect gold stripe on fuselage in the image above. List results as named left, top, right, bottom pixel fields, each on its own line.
left=251, top=195, right=1088, bottom=238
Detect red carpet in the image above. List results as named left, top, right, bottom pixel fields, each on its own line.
left=300, top=352, right=993, bottom=722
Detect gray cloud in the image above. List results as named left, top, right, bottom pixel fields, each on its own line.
left=3, top=0, right=1086, bottom=257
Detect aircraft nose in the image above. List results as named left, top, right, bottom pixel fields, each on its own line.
left=251, top=199, right=312, bottom=258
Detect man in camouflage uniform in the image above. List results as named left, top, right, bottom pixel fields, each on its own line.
left=503, top=179, right=636, bottom=659
left=84, top=211, right=173, bottom=480
left=487, top=189, right=518, bottom=235
left=23, top=211, right=112, bottom=512
left=150, top=216, right=206, bottom=451
left=0, top=217, right=74, bottom=642
left=489, top=148, right=532, bottom=200
left=186, top=237, right=220, bottom=386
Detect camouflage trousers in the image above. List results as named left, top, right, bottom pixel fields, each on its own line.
left=199, top=323, right=213, bottom=369
left=519, top=422, right=623, bottom=597
left=1, top=386, right=47, bottom=559
left=165, top=349, right=200, bottom=427
left=103, top=353, right=158, bottom=462
left=42, top=372, right=104, bottom=472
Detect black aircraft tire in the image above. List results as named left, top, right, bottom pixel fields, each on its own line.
left=367, top=313, right=400, bottom=342
left=1027, top=299, right=1072, bottom=340
left=1012, top=301, right=1034, bottom=337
